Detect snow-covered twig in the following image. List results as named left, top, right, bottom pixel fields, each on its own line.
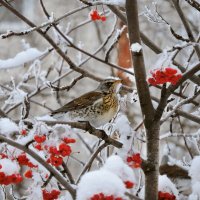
left=161, top=90, right=200, bottom=123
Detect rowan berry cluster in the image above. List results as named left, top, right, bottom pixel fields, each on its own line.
left=17, top=153, right=38, bottom=168
left=127, top=153, right=142, bottom=168
left=0, top=153, right=36, bottom=185
left=24, top=169, right=33, bottom=178
left=42, top=189, right=61, bottom=200
left=148, top=67, right=182, bottom=86
left=158, top=191, right=176, bottom=200
left=0, top=171, right=22, bottom=185
left=90, top=193, right=123, bottom=200
left=46, top=137, right=76, bottom=167
left=33, top=134, right=46, bottom=150
left=89, top=10, right=106, bottom=21
left=34, top=134, right=46, bottom=143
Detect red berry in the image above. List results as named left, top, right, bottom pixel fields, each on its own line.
left=17, top=153, right=37, bottom=168
left=63, top=137, right=76, bottom=144
left=148, top=77, right=157, bottom=86
left=48, top=155, right=63, bottom=167
left=59, top=143, right=72, bottom=157
left=0, top=153, right=8, bottom=159
left=90, top=193, right=122, bottom=200
left=101, top=16, right=106, bottom=21
left=17, top=154, right=29, bottom=165
left=49, top=146, right=60, bottom=155
left=24, top=170, right=33, bottom=178
left=127, top=153, right=142, bottom=168
left=90, top=10, right=102, bottom=21
left=34, top=135, right=46, bottom=143
left=164, top=67, right=177, bottom=75
left=126, top=156, right=132, bottom=163
left=21, top=129, right=27, bottom=136
left=158, top=191, right=176, bottom=200
left=124, top=180, right=134, bottom=189
left=34, top=144, right=43, bottom=151
left=42, top=189, right=61, bottom=200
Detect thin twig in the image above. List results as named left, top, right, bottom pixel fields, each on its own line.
left=76, top=142, right=108, bottom=183
left=160, top=90, right=200, bottom=123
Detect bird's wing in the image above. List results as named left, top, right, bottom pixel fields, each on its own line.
left=51, top=91, right=103, bottom=115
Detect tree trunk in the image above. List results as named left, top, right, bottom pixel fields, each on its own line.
left=125, top=0, right=160, bottom=199
left=144, top=122, right=160, bottom=200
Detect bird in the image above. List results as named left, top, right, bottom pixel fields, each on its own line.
left=50, top=79, right=122, bottom=127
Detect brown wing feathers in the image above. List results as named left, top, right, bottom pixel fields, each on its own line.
left=51, top=91, right=103, bottom=115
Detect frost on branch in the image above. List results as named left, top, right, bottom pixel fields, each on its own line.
left=189, top=156, right=200, bottom=200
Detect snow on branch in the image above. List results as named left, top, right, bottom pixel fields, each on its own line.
left=0, top=48, right=49, bottom=70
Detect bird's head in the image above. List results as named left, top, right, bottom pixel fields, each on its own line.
left=97, top=79, right=122, bottom=94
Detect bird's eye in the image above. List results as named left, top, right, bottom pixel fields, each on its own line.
left=106, top=82, right=113, bottom=87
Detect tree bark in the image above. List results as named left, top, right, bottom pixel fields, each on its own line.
left=144, top=123, right=160, bottom=200
left=125, top=1, right=159, bottom=199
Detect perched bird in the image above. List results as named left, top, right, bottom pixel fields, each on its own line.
left=51, top=79, right=122, bottom=127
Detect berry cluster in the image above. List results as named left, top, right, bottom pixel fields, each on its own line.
left=148, top=67, right=182, bottom=86
left=32, top=134, right=47, bottom=151
left=0, top=171, right=22, bottom=185
left=0, top=153, right=8, bottom=159
left=17, top=153, right=37, bottom=168
left=90, top=193, right=123, bottom=200
left=158, top=191, right=176, bottom=200
left=124, top=180, right=134, bottom=189
left=127, top=153, right=142, bottom=168
left=34, top=135, right=46, bottom=143
left=47, top=142, right=72, bottom=167
left=89, top=10, right=106, bottom=21
left=24, top=169, right=33, bottom=179
left=42, top=189, right=61, bottom=200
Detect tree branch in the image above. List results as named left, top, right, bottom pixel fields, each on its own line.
left=125, top=0, right=155, bottom=125
left=171, top=0, right=200, bottom=59
left=40, top=120, right=123, bottom=149
left=76, top=142, right=108, bottom=183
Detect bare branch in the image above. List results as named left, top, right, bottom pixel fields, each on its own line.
left=21, top=95, right=30, bottom=120
left=185, top=0, right=200, bottom=12
left=76, top=142, right=108, bottom=183
left=160, top=90, right=200, bottom=123
left=47, top=75, right=84, bottom=92
left=171, top=0, right=200, bottom=59
left=152, top=96, right=200, bottom=124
